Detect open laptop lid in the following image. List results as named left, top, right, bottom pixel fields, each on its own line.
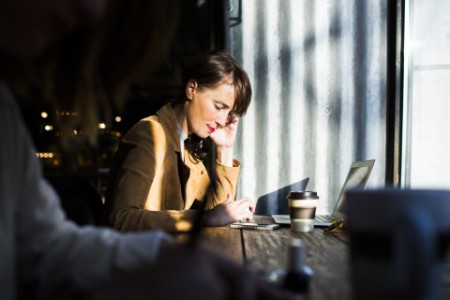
left=331, top=159, right=376, bottom=220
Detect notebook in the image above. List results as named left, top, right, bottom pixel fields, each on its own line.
left=272, top=159, right=376, bottom=227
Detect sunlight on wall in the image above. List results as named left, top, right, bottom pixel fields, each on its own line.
left=229, top=0, right=387, bottom=215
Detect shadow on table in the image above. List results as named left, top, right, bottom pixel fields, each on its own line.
left=255, top=178, right=309, bottom=215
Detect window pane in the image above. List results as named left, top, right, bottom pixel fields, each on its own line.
left=403, top=0, right=450, bottom=188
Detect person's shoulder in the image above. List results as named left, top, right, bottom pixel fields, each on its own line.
left=138, top=115, right=165, bottom=133
left=0, top=83, right=16, bottom=107
left=123, top=115, right=165, bottom=142
left=141, top=114, right=161, bottom=125
left=136, top=102, right=172, bottom=129
left=121, top=103, right=175, bottom=146
left=0, top=83, right=23, bottom=129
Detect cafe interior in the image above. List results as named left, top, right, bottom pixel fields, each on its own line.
left=9, top=0, right=450, bottom=299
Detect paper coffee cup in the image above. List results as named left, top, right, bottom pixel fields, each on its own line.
left=288, top=191, right=319, bottom=232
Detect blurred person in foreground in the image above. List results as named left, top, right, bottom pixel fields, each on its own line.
left=0, top=0, right=298, bottom=300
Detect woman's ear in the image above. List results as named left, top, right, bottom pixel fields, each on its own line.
left=185, top=80, right=197, bottom=100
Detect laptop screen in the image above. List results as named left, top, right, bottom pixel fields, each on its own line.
left=333, top=159, right=375, bottom=219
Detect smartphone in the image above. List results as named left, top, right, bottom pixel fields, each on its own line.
left=230, top=222, right=280, bottom=231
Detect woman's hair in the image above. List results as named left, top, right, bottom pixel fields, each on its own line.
left=175, top=49, right=252, bottom=162
left=180, top=49, right=252, bottom=117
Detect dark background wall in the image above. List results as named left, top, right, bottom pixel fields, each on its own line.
left=19, top=0, right=226, bottom=174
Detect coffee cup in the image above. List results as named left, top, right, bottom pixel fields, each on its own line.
left=287, top=191, right=319, bottom=232
left=346, top=188, right=450, bottom=300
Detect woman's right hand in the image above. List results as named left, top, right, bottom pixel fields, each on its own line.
left=203, top=195, right=255, bottom=227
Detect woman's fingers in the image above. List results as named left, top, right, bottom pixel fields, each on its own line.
left=238, top=197, right=256, bottom=213
left=233, top=197, right=255, bottom=221
left=204, top=195, right=256, bottom=226
left=226, top=113, right=239, bottom=126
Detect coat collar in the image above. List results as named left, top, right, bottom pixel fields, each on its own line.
left=155, top=103, right=182, bottom=153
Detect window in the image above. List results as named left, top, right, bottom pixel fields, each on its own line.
left=402, top=0, right=450, bottom=188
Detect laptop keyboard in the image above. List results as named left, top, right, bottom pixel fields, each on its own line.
left=315, top=214, right=334, bottom=223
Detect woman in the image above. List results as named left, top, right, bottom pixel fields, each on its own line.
left=104, top=49, right=255, bottom=232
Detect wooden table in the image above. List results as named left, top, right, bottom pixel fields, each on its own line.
left=84, top=215, right=450, bottom=300
left=190, top=216, right=450, bottom=300
left=190, top=216, right=351, bottom=300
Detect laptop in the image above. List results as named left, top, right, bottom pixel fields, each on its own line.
left=272, top=159, right=376, bottom=227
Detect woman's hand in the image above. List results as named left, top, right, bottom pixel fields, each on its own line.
left=210, top=113, right=238, bottom=166
left=203, top=195, right=255, bottom=227
left=210, top=113, right=239, bottom=149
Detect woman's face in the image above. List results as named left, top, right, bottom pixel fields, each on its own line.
left=185, top=80, right=236, bottom=138
left=0, top=0, right=106, bottom=57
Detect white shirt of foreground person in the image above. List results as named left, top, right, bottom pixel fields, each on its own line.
left=0, top=83, right=172, bottom=300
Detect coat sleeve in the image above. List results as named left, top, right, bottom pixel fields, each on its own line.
left=204, top=159, right=241, bottom=209
left=104, top=119, right=197, bottom=233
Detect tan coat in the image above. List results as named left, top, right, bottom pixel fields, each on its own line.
left=104, top=103, right=240, bottom=232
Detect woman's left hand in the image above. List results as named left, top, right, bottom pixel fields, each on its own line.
left=203, top=195, right=255, bottom=227
left=210, top=113, right=239, bottom=148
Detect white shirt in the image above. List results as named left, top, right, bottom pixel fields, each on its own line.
left=177, top=124, right=188, bottom=162
left=0, top=83, right=172, bottom=299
